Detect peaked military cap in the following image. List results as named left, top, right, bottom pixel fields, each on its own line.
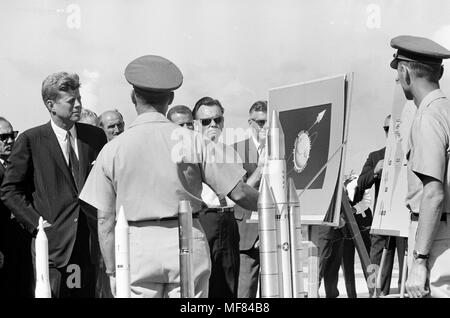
left=125, top=55, right=183, bottom=94
left=390, top=35, right=450, bottom=69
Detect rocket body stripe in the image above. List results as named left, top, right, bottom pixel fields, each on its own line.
left=178, top=200, right=195, bottom=298
left=258, top=176, right=280, bottom=298
left=267, top=159, right=292, bottom=297
left=288, top=178, right=304, bottom=298
left=115, top=207, right=130, bottom=298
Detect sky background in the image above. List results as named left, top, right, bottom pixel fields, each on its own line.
left=1, top=0, right=450, bottom=174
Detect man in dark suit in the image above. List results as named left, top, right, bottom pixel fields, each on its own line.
left=0, top=117, right=34, bottom=297
left=233, top=100, right=267, bottom=298
left=318, top=174, right=372, bottom=298
left=0, top=72, right=107, bottom=298
left=355, top=115, right=406, bottom=296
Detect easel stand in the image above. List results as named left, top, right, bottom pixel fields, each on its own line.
left=302, top=190, right=372, bottom=298
left=373, top=237, right=408, bottom=298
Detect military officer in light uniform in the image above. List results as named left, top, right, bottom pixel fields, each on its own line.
left=80, top=55, right=259, bottom=298
left=390, top=35, right=450, bottom=298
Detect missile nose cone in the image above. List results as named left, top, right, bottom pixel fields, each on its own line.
left=268, top=109, right=285, bottom=159
left=38, top=217, right=44, bottom=231
left=117, top=206, right=128, bottom=225
left=258, top=175, right=276, bottom=207
left=288, top=177, right=299, bottom=204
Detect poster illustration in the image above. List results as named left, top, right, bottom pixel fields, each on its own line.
left=269, top=74, right=350, bottom=225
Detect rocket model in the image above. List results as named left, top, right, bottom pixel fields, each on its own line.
left=178, top=200, right=195, bottom=298
left=115, top=206, right=130, bottom=298
left=266, top=109, right=292, bottom=297
left=288, top=177, right=304, bottom=298
left=257, top=176, right=280, bottom=298
left=35, top=217, right=51, bottom=298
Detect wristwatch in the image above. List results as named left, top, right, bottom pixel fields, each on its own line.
left=105, top=269, right=116, bottom=277
left=413, top=250, right=429, bottom=260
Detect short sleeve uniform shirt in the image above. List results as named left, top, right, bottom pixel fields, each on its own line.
left=80, top=112, right=246, bottom=221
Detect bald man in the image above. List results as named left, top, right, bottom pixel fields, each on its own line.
left=99, top=110, right=125, bottom=141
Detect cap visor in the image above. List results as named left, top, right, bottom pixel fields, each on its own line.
left=390, top=58, right=398, bottom=69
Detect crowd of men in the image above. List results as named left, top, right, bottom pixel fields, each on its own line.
left=0, top=35, right=449, bottom=298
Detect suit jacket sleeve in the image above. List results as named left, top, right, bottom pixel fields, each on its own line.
left=354, top=152, right=377, bottom=204
left=0, top=133, right=41, bottom=234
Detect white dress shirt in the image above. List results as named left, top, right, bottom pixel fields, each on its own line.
left=50, top=120, right=79, bottom=164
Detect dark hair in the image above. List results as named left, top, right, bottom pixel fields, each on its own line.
left=249, top=100, right=267, bottom=114
left=41, top=72, right=80, bottom=104
left=167, top=105, right=192, bottom=120
left=191, top=96, right=224, bottom=119
left=132, top=89, right=172, bottom=108
left=399, top=61, right=443, bottom=83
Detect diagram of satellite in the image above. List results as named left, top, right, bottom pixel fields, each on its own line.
left=293, top=110, right=327, bottom=173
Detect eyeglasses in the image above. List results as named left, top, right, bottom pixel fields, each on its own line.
left=250, top=119, right=267, bottom=128
left=179, top=121, right=194, bottom=129
left=200, top=116, right=224, bottom=126
left=0, top=131, right=18, bottom=142
left=383, top=126, right=389, bottom=133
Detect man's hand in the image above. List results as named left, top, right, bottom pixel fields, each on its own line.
left=42, top=220, right=52, bottom=228
left=246, top=167, right=262, bottom=188
left=374, top=159, right=384, bottom=176
left=406, top=259, right=430, bottom=298
left=0, top=250, right=4, bottom=269
left=109, top=275, right=116, bottom=297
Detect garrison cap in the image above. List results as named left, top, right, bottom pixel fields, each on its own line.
left=124, top=55, right=183, bottom=94
left=390, top=35, right=450, bottom=69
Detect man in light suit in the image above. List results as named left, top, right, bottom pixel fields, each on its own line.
left=233, top=100, right=267, bottom=298
left=1, top=72, right=107, bottom=298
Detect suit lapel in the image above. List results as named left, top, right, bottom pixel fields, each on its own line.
left=43, top=122, right=77, bottom=191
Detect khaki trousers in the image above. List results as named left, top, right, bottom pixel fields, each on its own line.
left=129, top=218, right=211, bottom=298
left=408, top=219, right=450, bottom=298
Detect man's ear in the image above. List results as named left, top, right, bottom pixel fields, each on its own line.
left=401, top=64, right=411, bottom=85
left=45, top=100, right=55, bottom=114
left=439, top=66, right=444, bottom=80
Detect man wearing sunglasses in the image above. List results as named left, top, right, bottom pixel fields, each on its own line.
left=0, top=117, right=34, bottom=297
left=167, top=105, right=194, bottom=130
left=232, top=100, right=267, bottom=298
left=192, top=96, right=241, bottom=298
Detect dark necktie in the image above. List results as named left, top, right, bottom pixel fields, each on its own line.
left=66, top=131, right=80, bottom=191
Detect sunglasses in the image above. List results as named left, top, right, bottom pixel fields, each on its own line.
left=0, top=131, right=18, bottom=142
left=200, top=116, right=224, bottom=126
left=179, top=121, right=194, bottom=129
left=250, top=119, right=267, bottom=128
left=383, top=126, right=389, bottom=133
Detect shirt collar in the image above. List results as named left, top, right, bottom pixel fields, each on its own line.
left=50, top=119, right=77, bottom=140
left=418, top=89, right=447, bottom=111
left=128, top=111, right=169, bottom=129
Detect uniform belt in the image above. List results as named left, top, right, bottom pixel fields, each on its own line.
left=410, top=212, right=447, bottom=222
left=128, top=213, right=199, bottom=225
left=205, top=207, right=234, bottom=213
